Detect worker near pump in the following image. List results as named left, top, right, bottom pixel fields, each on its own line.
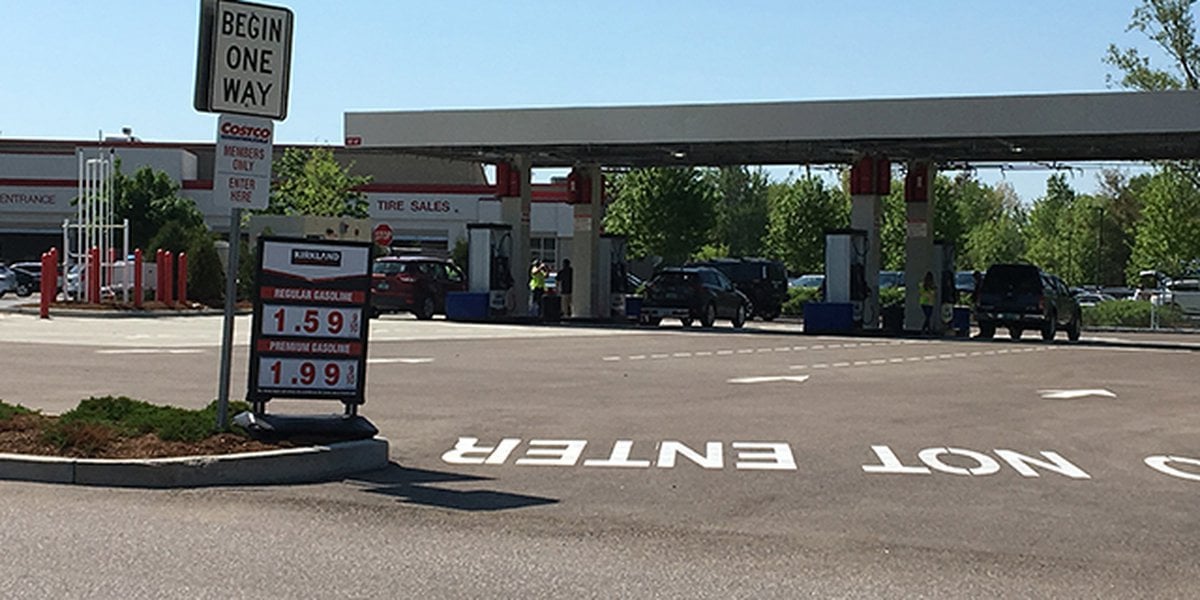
left=920, top=271, right=936, bottom=334
left=558, top=259, right=573, bottom=318
left=530, top=259, right=548, bottom=315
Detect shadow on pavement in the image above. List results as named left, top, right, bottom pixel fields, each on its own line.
left=347, top=464, right=559, bottom=512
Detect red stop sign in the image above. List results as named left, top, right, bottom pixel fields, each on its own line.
left=372, top=223, right=393, bottom=246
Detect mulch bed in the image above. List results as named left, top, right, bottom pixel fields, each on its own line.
left=0, top=414, right=289, bottom=459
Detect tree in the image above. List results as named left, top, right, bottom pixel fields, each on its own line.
left=764, top=176, right=849, bottom=275
left=603, top=167, right=717, bottom=265
left=1128, top=167, right=1200, bottom=278
left=706, top=166, right=770, bottom=257
left=1105, top=0, right=1200, bottom=91
left=1024, top=174, right=1079, bottom=280
left=960, top=182, right=1026, bottom=269
left=113, top=164, right=206, bottom=251
left=265, top=147, right=371, bottom=218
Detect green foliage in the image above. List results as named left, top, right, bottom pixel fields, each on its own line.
left=690, top=242, right=730, bottom=262
left=450, top=237, right=469, bottom=272
left=0, top=400, right=35, bottom=421
left=1082, top=300, right=1187, bottom=328
left=604, top=167, right=717, bottom=264
left=148, top=219, right=204, bottom=255
left=707, top=166, right=770, bottom=257
left=265, top=147, right=372, bottom=218
left=113, top=164, right=207, bottom=251
left=781, top=286, right=820, bottom=316
left=1128, top=166, right=1200, bottom=280
left=879, top=286, right=906, bottom=308
left=764, top=176, right=849, bottom=274
left=237, top=236, right=257, bottom=301
left=1104, top=0, right=1198, bottom=91
left=187, top=233, right=225, bottom=307
left=43, top=396, right=253, bottom=450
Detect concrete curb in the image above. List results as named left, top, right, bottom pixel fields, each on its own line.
left=1, top=304, right=253, bottom=318
left=0, top=437, right=389, bottom=488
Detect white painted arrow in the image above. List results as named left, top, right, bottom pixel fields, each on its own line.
left=728, top=375, right=811, bottom=384
left=1038, top=388, right=1116, bottom=399
left=368, top=357, right=434, bottom=364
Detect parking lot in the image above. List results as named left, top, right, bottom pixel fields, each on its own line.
left=1, top=310, right=1198, bottom=597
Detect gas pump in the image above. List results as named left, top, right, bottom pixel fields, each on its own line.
left=933, top=241, right=956, bottom=331
left=824, top=229, right=870, bottom=328
left=598, top=234, right=629, bottom=319
left=467, top=223, right=513, bottom=316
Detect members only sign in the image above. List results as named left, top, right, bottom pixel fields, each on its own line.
left=213, top=114, right=273, bottom=210
left=194, top=0, right=293, bottom=120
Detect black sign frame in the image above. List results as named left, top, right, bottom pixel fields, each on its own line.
left=247, top=236, right=373, bottom=407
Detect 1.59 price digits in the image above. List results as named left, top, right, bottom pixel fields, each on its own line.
left=263, top=305, right=360, bottom=338
left=259, top=358, right=358, bottom=392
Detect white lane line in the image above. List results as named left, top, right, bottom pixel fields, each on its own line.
left=673, top=352, right=692, bottom=358
left=367, top=357, right=434, bottom=364
left=96, top=348, right=204, bottom=355
left=789, top=365, right=809, bottom=370
left=729, top=375, right=811, bottom=384
left=602, top=356, right=622, bottom=362
left=813, top=363, right=830, bottom=369
left=1039, top=388, right=1117, bottom=399
left=757, top=348, right=773, bottom=353
left=906, top=356, right=921, bottom=362
left=775, top=347, right=792, bottom=352
left=738, top=349, right=754, bottom=354
left=792, top=346, right=808, bottom=351
left=938, top=354, right=953, bottom=359
left=651, top=354, right=669, bottom=359
left=985, top=350, right=997, bottom=355
left=630, top=355, right=647, bottom=360
left=870, top=359, right=887, bottom=365
left=695, top=351, right=713, bottom=357
left=828, top=344, right=843, bottom=349
left=854, top=360, right=869, bottom=366
left=923, top=355, right=938, bottom=360
left=888, top=358, right=905, bottom=363
left=812, top=345, right=826, bottom=350
left=969, top=351, right=983, bottom=356
left=833, top=362, right=851, bottom=368
left=717, top=350, right=734, bottom=356
left=953, top=353, right=968, bottom=358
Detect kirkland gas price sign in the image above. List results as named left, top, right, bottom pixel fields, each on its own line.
left=248, top=237, right=372, bottom=405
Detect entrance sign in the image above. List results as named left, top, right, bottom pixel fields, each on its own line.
left=248, top=237, right=373, bottom=406
left=212, top=113, right=273, bottom=210
left=194, top=0, right=294, bottom=120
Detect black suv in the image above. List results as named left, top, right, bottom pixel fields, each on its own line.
left=640, top=266, right=751, bottom=328
left=689, top=258, right=788, bottom=320
left=975, top=264, right=1081, bottom=341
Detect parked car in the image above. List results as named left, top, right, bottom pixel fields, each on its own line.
left=975, top=263, right=1082, bottom=341
left=689, top=258, right=788, bottom=320
left=877, top=271, right=904, bottom=290
left=1152, top=279, right=1200, bottom=315
left=0, top=265, right=16, bottom=298
left=10, top=261, right=45, bottom=297
left=790, top=274, right=824, bottom=289
left=640, top=266, right=750, bottom=328
left=369, top=256, right=467, bottom=319
left=1075, top=292, right=1116, bottom=307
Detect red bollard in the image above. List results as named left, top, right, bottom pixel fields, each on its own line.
left=177, top=252, right=188, bottom=307
left=39, top=251, right=52, bottom=319
left=134, top=249, right=143, bottom=309
left=107, top=247, right=116, bottom=291
left=163, top=251, right=174, bottom=307
left=88, top=247, right=101, bottom=304
left=155, top=249, right=164, bottom=302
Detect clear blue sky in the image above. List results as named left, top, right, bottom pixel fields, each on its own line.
left=0, top=1, right=1166, bottom=200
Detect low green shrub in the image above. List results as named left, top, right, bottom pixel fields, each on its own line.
left=43, top=396, right=252, bottom=449
left=1082, top=301, right=1187, bottom=328
left=782, top=287, right=820, bottom=315
left=880, top=287, right=905, bottom=307
left=0, top=400, right=35, bottom=421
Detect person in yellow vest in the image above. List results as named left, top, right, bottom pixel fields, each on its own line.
left=920, top=270, right=936, bottom=334
left=529, top=260, right=548, bottom=316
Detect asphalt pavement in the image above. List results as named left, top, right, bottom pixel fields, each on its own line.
left=1, top=309, right=1198, bottom=598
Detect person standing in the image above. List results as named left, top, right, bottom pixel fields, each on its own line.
left=529, top=260, right=547, bottom=316
left=920, top=271, right=936, bottom=334
left=558, top=259, right=573, bottom=318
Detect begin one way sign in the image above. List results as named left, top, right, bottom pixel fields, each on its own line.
left=194, top=0, right=293, bottom=120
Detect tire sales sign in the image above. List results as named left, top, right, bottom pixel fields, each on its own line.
left=213, top=113, right=272, bottom=210
left=248, top=237, right=373, bottom=405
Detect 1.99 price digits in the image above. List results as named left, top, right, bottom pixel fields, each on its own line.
left=259, top=358, right=358, bottom=392
left=263, top=304, right=360, bottom=339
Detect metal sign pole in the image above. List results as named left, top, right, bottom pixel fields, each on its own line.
left=216, top=207, right=242, bottom=430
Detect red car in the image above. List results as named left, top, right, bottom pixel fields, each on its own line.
left=370, top=256, right=467, bottom=319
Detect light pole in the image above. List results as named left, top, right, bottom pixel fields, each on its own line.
left=1095, top=206, right=1104, bottom=287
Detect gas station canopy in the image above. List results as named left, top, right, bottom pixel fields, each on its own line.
left=344, top=91, right=1200, bottom=167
